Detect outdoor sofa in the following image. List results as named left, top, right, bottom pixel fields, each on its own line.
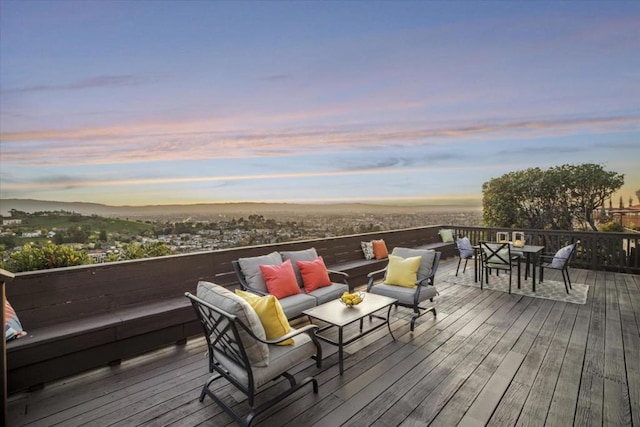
left=232, top=247, right=350, bottom=319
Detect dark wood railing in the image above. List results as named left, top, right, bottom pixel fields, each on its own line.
left=447, top=226, right=640, bottom=274
left=5, top=224, right=639, bottom=394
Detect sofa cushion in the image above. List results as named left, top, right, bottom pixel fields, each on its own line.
left=260, top=260, right=301, bottom=299
left=391, top=247, right=436, bottom=280
left=456, top=237, right=474, bottom=258
left=361, top=241, right=375, bottom=260
left=372, top=239, right=389, bottom=259
left=197, top=281, right=269, bottom=367
left=551, top=244, right=574, bottom=268
left=238, top=251, right=283, bottom=293
left=277, top=293, right=317, bottom=319
left=281, top=248, right=318, bottom=287
left=306, top=282, right=349, bottom=305
left=370, top=283, right=437, bottom=306
left=439, top=229, right=454, bottom=243
left=385, top=255, right=422, bottom=288
left=296, top=256, right=332, bottom=293
left=235, top=290, right=293, bottom=345
left=214, top=328, right=316, bottom=389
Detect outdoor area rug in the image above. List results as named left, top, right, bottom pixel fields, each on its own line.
left=442, top=270, right=589, bottom=305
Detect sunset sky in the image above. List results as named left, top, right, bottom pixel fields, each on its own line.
left=1, top=1, right=639, bottom=207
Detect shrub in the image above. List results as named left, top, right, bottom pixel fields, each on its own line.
left=1, top=243, right=92, bottom=272
left=599, top=221, right=624, bottom=232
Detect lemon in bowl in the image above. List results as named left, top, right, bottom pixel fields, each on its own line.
left=339, top=291, right=365, bottom=307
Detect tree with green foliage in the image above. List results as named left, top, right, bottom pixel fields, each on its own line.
left=482, top=163, right=624, bottom=231
left=0, top=234, right=17, bottom=249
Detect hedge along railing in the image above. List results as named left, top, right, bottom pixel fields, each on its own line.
left=447, top=226, right=640, bottom=274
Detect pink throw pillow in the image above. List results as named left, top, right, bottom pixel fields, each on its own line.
left=296, top=256, right=332, bottom=293
left=259, top=260, right=301, bottom=299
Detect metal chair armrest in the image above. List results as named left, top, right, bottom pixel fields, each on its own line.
left=327, top=269, right=350, bottom=285
left=366, top=267, right=388, bottom=291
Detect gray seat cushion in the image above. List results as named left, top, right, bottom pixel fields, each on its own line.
left=238, top=251, right=283, bottom=293
left=369, top=283, right=437, bottom=306
left=214, top=328, right=316, bottom=388
left=277, top=293, right=317, bottom=319
left=307, top=282, right=349, bottom=305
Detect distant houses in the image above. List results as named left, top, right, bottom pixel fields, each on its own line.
left=2, top=218, right=22, bottom=226
left=609, top=204, right=640, bottom=230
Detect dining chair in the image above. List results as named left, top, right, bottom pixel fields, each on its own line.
left=455, top=236, right=475, bottom=276
left=480, top=241, right=521, bottom=293
left=539, top=242, right=578, bottom=293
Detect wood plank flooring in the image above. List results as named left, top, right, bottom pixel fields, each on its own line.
left=7, top=259, right=640, bottom=426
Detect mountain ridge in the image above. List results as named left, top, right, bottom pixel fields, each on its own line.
left=0, top=198, right=481, bottom=219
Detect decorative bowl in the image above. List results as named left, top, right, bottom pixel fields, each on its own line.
left=339, top=291, right=365, bottom=307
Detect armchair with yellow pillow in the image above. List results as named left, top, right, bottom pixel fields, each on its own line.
left=366, top=247, right=441, bottom=331
left=186, top=281, right=321, bottom=426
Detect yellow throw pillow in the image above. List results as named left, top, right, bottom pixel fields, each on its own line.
left=235, top=290, right=293, bottom=345
left=385, top=255, right=422, bottom=288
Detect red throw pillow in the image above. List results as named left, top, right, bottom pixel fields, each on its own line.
left=372, top=239, right=389, bottom=259
left=259, top=260, right=301, bottom=299
left=296, top=256, right=332, bottom=293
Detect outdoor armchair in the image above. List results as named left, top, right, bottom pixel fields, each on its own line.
left=186, top=281, right=322, bottom=427
left=366, top=247, right=441, bottom=331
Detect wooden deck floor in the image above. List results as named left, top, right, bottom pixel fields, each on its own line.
left=7, top=258, right=640, bottom=426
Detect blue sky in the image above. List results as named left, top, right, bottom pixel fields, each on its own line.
left=1, top=1, right=639, bottom=206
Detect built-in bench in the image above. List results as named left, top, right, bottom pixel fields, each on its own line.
left=5, top=253, right=213, bottom=393
left=5, top=225, right=454, bottom=393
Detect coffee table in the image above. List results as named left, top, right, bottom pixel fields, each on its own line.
left=302, top=293, right=397, bottom=375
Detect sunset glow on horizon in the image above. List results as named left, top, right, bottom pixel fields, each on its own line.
left=1, top=1, right=639, bottom=207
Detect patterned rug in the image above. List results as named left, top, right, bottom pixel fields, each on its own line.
left=442, top=270, right=589, bottom=305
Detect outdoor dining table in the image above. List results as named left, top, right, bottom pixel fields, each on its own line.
left=474, top=243, right=545, bottom=291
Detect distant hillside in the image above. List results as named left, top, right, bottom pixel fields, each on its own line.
left=0, top=198, right=481, bottom=221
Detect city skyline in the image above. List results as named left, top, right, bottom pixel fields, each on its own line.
left=1, top=1, right=639, bottom=207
